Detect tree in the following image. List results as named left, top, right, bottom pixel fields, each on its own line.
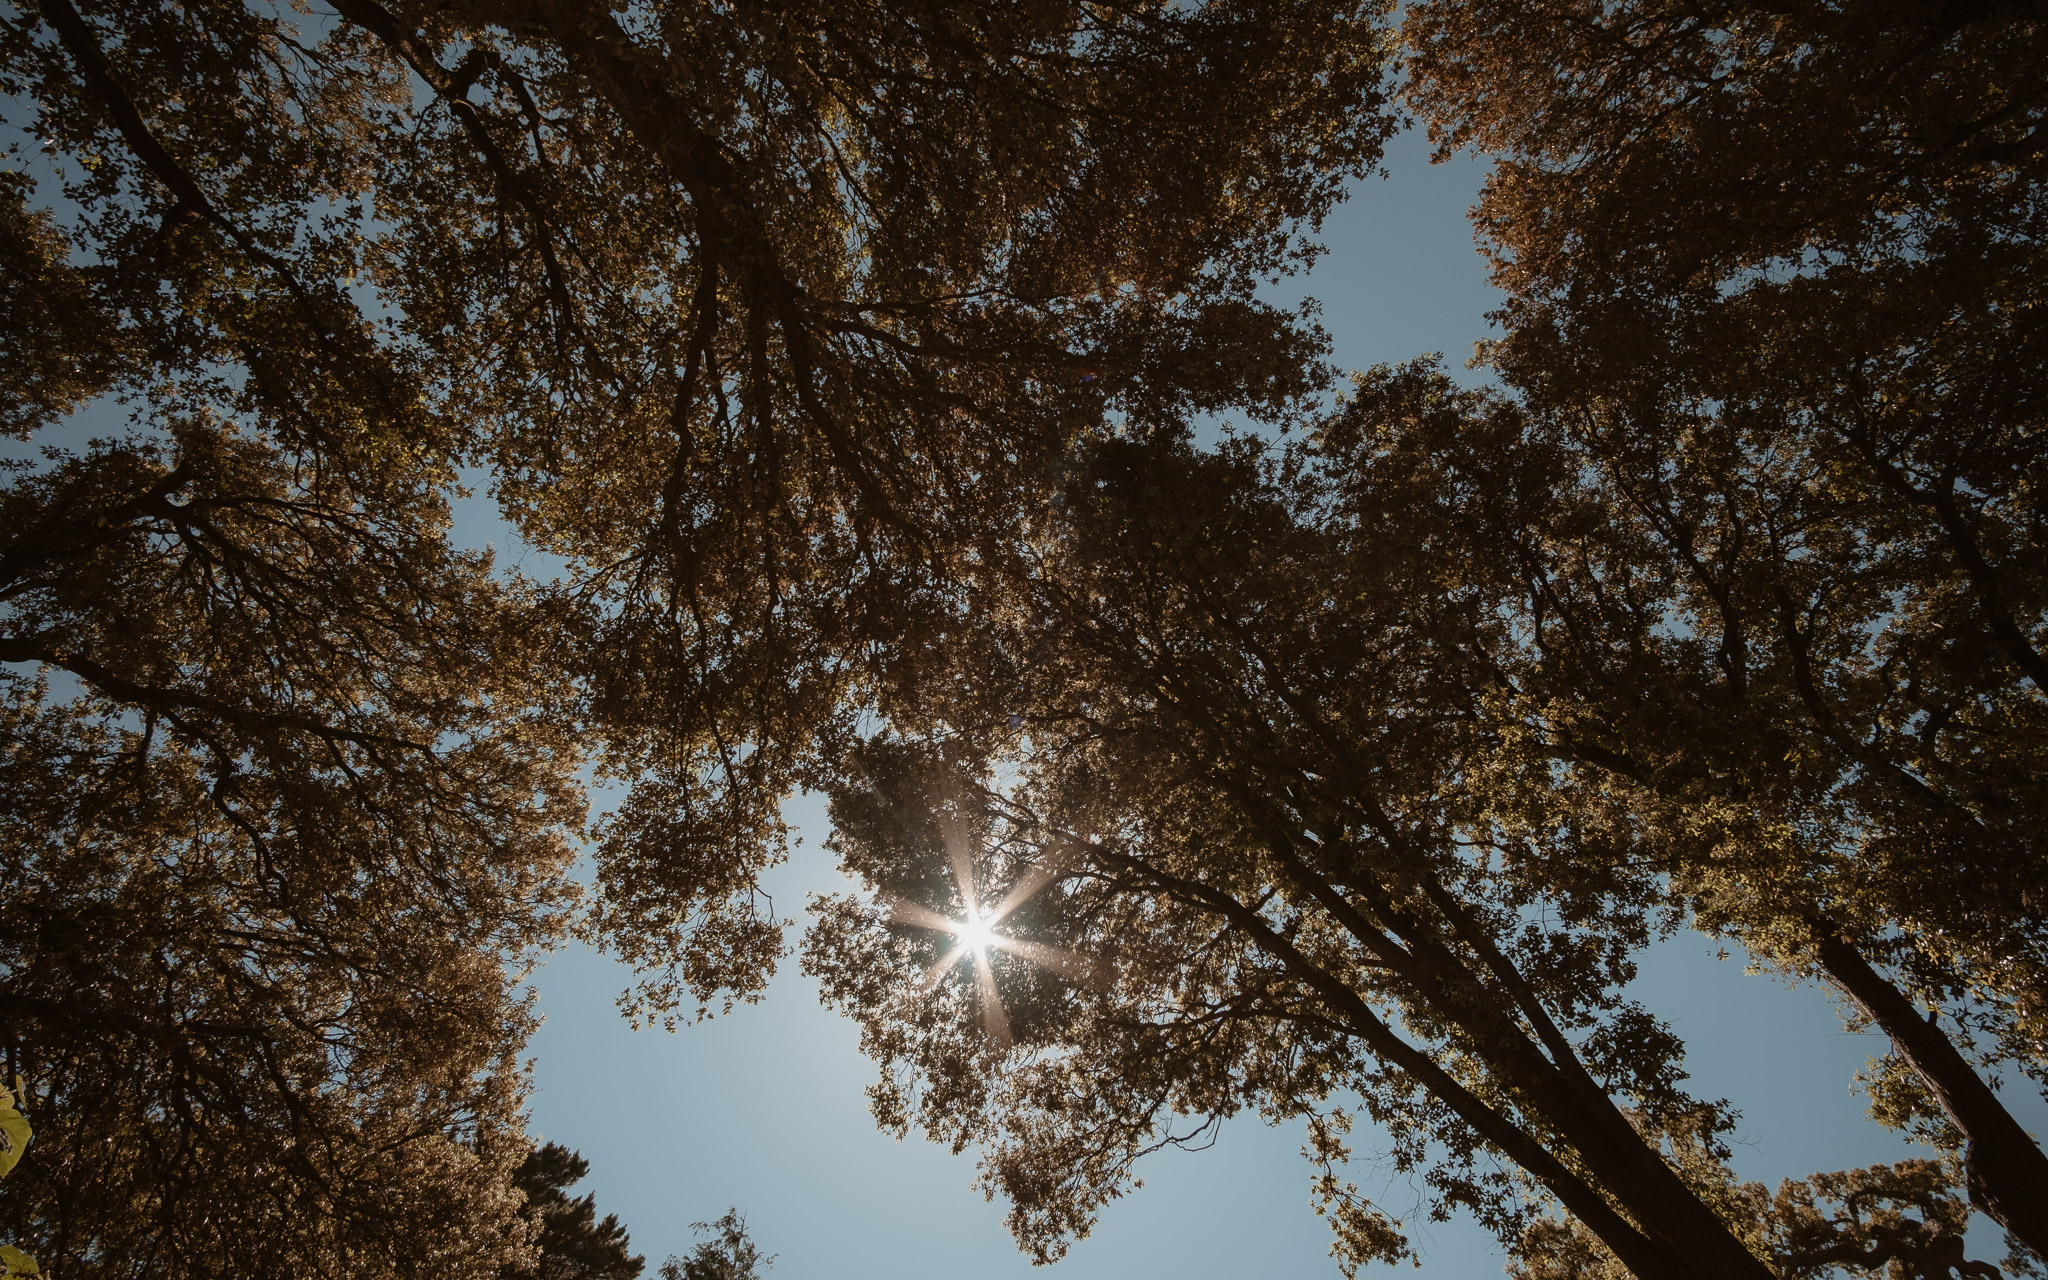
left=6, top=29, right=580, bottom=1264
left=1403, top=0, right=2048, bottom=1253
left=7, top=0, right=1391, bottom=1020
left=361, top=0, right=1391, bottom=1023
left=4, top=0, right=1392, bottom=1267
left=1326, top=363, right=2047, bottom=1274
left=658, top=1211, right=771, bottom=1280
left=805, top=434, right=1754, bottom=1279
left=804, top=417, right=2024, bottom=1278
left=0, top=426, right=582, bottom=1277
left=507, top=1144, right=644, bottom=1280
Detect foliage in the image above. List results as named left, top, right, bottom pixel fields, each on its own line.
left=803, top=376, right=2042, bottom=1276
left=0, top=1078, right=29, bottom=1181
left=6, top=0, right=1391, bottom=1017
left=12, top=0, right=2041, bottom=1276
left=1516, top=1159, right=1998, bottom=1280
left=2, top=0, right=1390, bottom=1269
left=0, top=1079, right=36, bottom=1278
left=1403, top=0, right=2048, bottom=1040
left=1402, top=0, right=2048, bottom=1252
left=806, top=434, right=1770, bottom=1278
left=6, top=33, right=581, bottom=1273
left=0, top=428, right=579, bottom=1277
left=658, top=1211, right=771, bottom=1280
left=507, top=1143, right=645, bottom=1280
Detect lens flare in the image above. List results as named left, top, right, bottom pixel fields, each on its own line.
left=878, top=829, right=1101, bottom=1051
left=953, top=910, right=997, bottom=955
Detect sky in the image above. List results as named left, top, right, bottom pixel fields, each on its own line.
left=508, top=126, right=2048, bottom=1279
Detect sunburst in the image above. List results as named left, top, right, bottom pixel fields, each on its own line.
left=880, top=817, right=1097, bottom=1049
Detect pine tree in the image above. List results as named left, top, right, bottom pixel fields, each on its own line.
left=507, top=1145, right=644, bottom=1280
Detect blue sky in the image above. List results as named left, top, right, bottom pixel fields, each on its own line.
left=513, top=126, right=2048, bottom=1278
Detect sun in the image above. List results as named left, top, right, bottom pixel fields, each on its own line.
left=952, top=909, right=997, bottom=955
left=878, top=819, right=1100, bottom=1049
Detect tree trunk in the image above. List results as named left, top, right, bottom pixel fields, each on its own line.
left=1120, top=841, right=1764, bottom=1280
left=1249, top=803, right=1780, bottom=1280
left=1285, top=858, right=1776, bottom=1277
left=1816, top=935, right=2048, bottom=1260
left=1428, top=955, right=1783, bottom=1280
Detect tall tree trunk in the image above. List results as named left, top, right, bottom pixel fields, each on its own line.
left=1135, top=847, right=1763, bottom=1280
left=1816, top=935, right=2048, bottom=1259
left=1257, top=830, right=1780, bottom=1279
left=1417, top=941, right=1782, bottom=1280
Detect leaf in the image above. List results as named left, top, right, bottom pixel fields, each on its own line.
left=0, top=1109, right=29, bottom=1180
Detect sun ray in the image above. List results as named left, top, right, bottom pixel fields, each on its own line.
left=885, top=829, right=1095, bottom=1048
left=990, top=936, right=1103, bottom=988
left=983, top=859, right=1066, bottom=925
left=972, top=947, right=1013, bottom=1048
left=940, top=814, right=981, bottom=920
left=924, top=941, right=971, bottom=986
left=883, top=896, right=958, bottom=934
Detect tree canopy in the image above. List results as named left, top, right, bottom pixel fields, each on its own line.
left=0, top=422, right=579, bottom=1276
left=4, top=0, right=2044, bottom=1276
left=803, top=363, right=2035, bottom=1279
left=1404, top=0, right=2048, bottom=1254
left=807, top=0, right=2048, bottom=1265
left=1, top=0, right=1389, bottom=1274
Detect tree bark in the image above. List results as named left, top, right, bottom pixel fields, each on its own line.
left=1096, top=845, right=1702, bottom=1280
left=1151, top=667, right=1780, bottom=1279
left=1174, top=796, right=1781, bottom=1280
left=1816, top=935, right=2048, bottom=1260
